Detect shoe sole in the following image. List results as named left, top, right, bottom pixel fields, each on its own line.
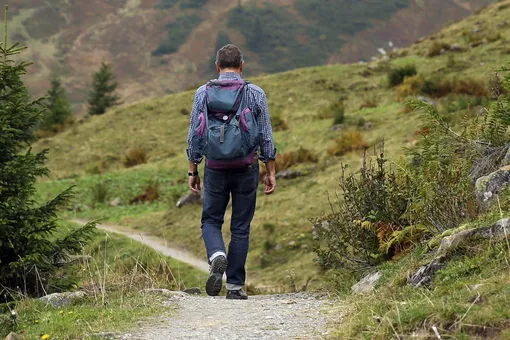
left=205, top=256, right=227, bottom=296
left=226, top=294, right=248, bottom=300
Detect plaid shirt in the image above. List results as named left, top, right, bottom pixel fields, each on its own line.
left=186, top=72, right=277, bottom=164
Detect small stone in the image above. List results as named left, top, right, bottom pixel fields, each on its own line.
left=331, top=124, right=343, bottom=132
left=351, top=271, right=381, bottom=294
left=4, top=332, right=23, bottom=340
left=449, top=44, right=464, bottom=52
left=176, top=192, right=202, bottom=208
left=141, top=288, right=188, bottom=298
left=39, top=291, right=86, bottom=308
left=183, top=287, right=202, bottom=295
left=109, top=197, right=122, bottom=207
left=275, top=170, right=304, bottom=180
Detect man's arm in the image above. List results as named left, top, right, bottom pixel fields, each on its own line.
left=256, top=90, right=277, bottom=195
left=187, top=88, right=205, bottom=194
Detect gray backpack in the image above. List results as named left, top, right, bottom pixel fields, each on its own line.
left=191, top=80, right=259, bottom=166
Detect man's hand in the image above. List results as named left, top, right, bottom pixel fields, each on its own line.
left=264, top=175, right=276, bottom=195
left=264, top=160, right=276, bottom=195
left=189, top=175, right=201, bottom=194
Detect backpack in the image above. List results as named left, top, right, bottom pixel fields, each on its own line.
left=191, top=80, right=259, bottom=165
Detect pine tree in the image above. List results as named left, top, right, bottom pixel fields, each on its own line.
left=87, top=62, right=120, bottom=115
left=41, top=76, right=72, bottom=130
left=0, top=6, right=96, bottom=298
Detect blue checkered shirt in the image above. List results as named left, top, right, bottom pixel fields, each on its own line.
left=186, top=72, right=277, bottom=164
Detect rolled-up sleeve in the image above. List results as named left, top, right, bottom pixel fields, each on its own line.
left=186, top=88, right=206, bottom=164
left=256, top=91, right=277, bottom=162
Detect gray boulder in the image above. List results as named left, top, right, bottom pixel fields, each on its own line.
left=408, top=256, right=446, bottom=287
left=176, top=192, right=202, bottom=208
left=39, top=291, right=86, bottom=307
left=276, top=170, right=304, bottom=180
left=475, top=165, right=510, bottom=209
left=351, top=271, right=381, bottom=295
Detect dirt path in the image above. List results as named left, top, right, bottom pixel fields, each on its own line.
left=124, top=293, right=330, bottom=340
left=71, top=219, right=210, bottom=272
left=73, top=219, right=332, bottom=339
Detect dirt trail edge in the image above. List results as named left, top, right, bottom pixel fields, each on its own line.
left=71, top=219, right=210, bottom=272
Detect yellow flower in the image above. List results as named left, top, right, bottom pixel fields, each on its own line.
left=35, top=319, right=39, bottom=323
left=59, top=310, right=63, bottom=315
left=68, top=311, right=74, bottom=315
left=42, top=335, right=50, bottom=339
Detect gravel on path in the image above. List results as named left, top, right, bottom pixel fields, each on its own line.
left=125, top=293, right=330, bottom=340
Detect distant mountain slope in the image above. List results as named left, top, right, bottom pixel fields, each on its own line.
left=4, top=0, right=494, bottom=111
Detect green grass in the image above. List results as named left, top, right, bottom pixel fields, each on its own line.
left=34, top=0, right=510, bottom=294
left=1, top=223, right=208, bottom=339
left=330, top=238, right=510, bottom=339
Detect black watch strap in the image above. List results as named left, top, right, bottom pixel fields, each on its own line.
left=188, top=171, right=199, bottom=177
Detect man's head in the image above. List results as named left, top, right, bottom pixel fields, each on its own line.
left=215, top=44, right=244, bottom=74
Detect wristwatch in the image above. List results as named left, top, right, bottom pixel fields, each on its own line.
left=188, top=171, right=199, bottom=177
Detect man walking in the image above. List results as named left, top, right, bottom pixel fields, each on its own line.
left=186, top=44, right=277, bottom=300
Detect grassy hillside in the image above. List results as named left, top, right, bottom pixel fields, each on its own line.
left=34, top=0, right=510, bottom=293
left=3, top=0, right=493, bottom=109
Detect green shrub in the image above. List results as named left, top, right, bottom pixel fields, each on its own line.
left=387, top=65, right=417, bottom=87
left=90, top=180, right=110, bottom=207
left=312, top=149, right=412, bottom=270
left=427, top=41, right=450, bottom=57
left=123, top=147, right=149, bottom=168
left=319, top=100, right=345, bottom=124
left=327, top=130, right=367, bottom=156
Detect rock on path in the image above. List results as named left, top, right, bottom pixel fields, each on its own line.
left=126, top=293, right=329, bottom=340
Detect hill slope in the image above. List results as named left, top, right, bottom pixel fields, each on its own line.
left=35, top=0, right=510, bottom=291
left=4, top=0, right=494, bottom=110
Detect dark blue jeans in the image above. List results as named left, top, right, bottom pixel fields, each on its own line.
left=201, top=163, right=259, bottom=287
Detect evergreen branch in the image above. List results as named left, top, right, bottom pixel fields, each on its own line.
left=3, top=5, right=7, bottom=65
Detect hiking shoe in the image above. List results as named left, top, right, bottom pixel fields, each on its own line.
left=226, top=289, right=248, bottom=300
left=205, top=255, right=227, bottom=296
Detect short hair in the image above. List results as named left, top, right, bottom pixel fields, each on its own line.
left=216, top=44, right=244, bottom=69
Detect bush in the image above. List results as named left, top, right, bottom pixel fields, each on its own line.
left=260, top=147, right=318, bottom=178
left=318, top=100, right=345, bottom=124
left=427, top=41, right=450, bottom=57
left=387, top=65, right=417, bottom=87
left=123, top=147, right=149, bottom=168
left=90, top=180, right=110, bottom=207
left=327, top=130, right=367, bottom=156
left=312, top=149, right=414, bottom=270
left=462, top=28, right=501, bottom=46
left=395, top=75, right=425, bottom=100
left=359, top=94, right=378, bottom=109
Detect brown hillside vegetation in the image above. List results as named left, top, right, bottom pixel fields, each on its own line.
left=3, top=0, right=495, bottom=111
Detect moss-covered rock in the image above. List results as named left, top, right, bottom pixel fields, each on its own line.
left=475, top=166, right=510, bottom=209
